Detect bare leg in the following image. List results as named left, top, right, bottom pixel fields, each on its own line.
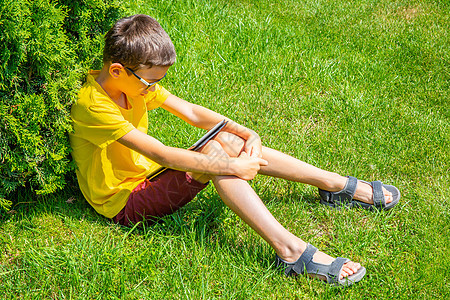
left=215, top=132, right=393, bottom=204
left=260, top=147, right=392, bottom=204
left=189, top=140, right=361, bottom=280
left=213, top=175, right=360, bottom=280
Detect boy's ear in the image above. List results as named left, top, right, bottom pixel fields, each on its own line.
left=109, top=63, right=126, bottom=79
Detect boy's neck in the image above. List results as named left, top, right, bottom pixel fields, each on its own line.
left=95, top=66, right=124, bottom=104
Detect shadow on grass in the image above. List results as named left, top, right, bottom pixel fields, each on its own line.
left=0, top=180, right=323, bottom=266
left=128, top=188, right=323, bottom=262
left=0, top=185, right=106, bottom=227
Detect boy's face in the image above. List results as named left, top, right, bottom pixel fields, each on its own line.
left=111, top=64, right=170, bottom=97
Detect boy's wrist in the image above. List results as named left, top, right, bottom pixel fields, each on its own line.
left=227, top=157, right=240, bottom=176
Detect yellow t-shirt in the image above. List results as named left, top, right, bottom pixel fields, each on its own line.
left=69, top=70, right=171, bottom=218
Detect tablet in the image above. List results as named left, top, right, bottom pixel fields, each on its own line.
left=147, top=120, right=228, bottom=179
left=188, top=119, right=228, bottom=151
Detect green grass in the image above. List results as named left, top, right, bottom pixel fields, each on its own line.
left=1, top=0, right=449, bottom=298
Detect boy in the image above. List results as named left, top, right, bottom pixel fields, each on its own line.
left=70, top=15, right=400, bottom=286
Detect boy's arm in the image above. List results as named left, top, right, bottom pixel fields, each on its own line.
left=161, top=94, right=263, bottom=158
left=117, top=129, right=268, bottom=180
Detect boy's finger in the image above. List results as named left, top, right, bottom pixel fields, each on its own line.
left=258, top=158, right=269, bottom=166
left=244, top=145, right=253, bottom=156
left=247, top=146, right=260, bottom=158
left=252, top=150, right=262, bottom=158
left=239, top=151, right=249, bottom=158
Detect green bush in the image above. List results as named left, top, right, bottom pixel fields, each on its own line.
left=0, top=0, right=124, bottom=211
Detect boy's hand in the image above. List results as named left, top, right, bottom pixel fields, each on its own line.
left=244, top=131, right=263, bottom=158
left=233, top=152, right=268, bottom=180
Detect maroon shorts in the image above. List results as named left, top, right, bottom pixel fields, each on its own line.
left=112, top=169, right=208, bottom=227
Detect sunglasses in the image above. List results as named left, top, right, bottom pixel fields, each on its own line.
left=125, top=67, right=166, bottom=90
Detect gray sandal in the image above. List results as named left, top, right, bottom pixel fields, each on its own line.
left=319, top=176, right=400, bottom=210
left=275, top=244, right=366, bottom=286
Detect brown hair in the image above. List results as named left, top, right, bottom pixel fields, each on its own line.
left=103, top=15, right=176, bottom=70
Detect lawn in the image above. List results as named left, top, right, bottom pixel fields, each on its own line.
left=0, top=0, right=449, bottom=298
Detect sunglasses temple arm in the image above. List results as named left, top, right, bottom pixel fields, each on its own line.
left=139, top=78, right=149, bottom=86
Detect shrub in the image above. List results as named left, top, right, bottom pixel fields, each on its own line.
left=0, top=0, right=124, bottom=211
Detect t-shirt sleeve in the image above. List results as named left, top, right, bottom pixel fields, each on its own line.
left=72, top=99, right=135, bottom=149
left=145, top=84, right=171, bottom=110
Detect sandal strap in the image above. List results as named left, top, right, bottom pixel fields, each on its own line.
left=335, top=176, right=358, bottom=203
left=371, top=180, right=385, bottom=208
left=276, top=246, right=358, bottom=285
left=327, top=257, right=349, bottom=284
left=289, top=244, right=317, bottom=276
left=345, top=176, right=358, bottom=197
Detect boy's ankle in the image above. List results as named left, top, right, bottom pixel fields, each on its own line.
left=274, top=240, right=306, bottom=263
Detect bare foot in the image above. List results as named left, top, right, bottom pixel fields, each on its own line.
left=309, top=250, right=361, bottom=280
left=326, top=175, right=393, bottom=205
left=281, top=245, right=362, bottom=281
left=353, top=180, right=393, bottom=205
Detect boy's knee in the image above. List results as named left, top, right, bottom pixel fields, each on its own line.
left=201, top=140, right=229, bottom=158
left=192, top=140, right=228, bottom=183
left=213, top=132, right=245, bottom=158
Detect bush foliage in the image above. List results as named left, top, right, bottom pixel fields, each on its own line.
left=0, top=0, right=124, bottom=210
